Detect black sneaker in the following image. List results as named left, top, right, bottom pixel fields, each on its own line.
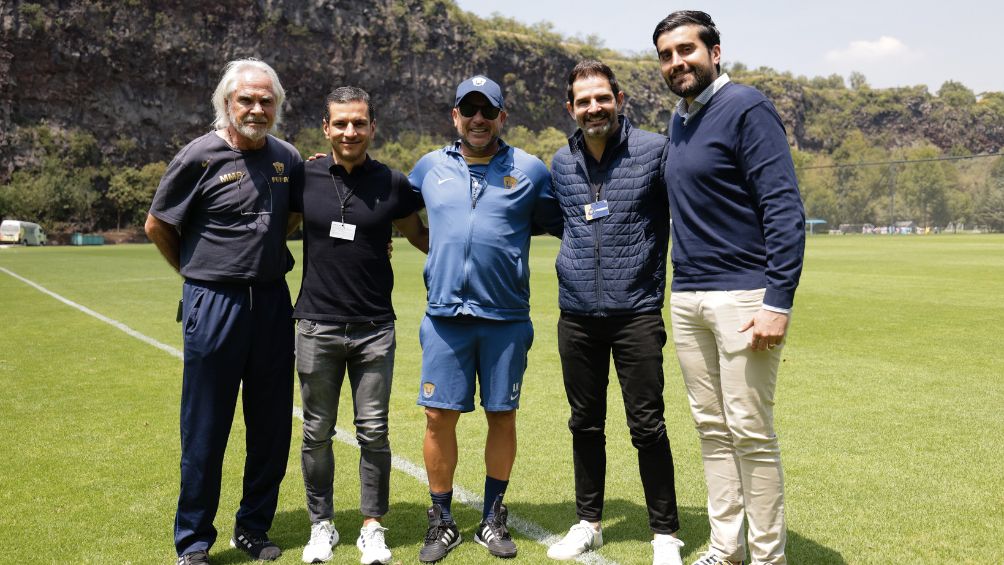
left=419, top=504, right=462, bottom=563
left=474, top=503, right=517, bottom=558
left=230, top=524, right=282, bottom=561
left=177, top=550, right=209, bottom=565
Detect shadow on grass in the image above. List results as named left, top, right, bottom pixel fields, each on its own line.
left=207, top=500, right=843, bottom=564
left=207, top=502, right=432, bottom=564
left=520, top=499, right=846, bottom=565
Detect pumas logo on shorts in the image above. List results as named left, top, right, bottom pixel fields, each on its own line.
left=422, top=382, right=436, bottom=398
left=509, top=383, right=520, bottom=401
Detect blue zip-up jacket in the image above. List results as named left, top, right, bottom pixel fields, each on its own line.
left=664, top=82, right=805, bottom=309
left=409, top=139, right=560, bottom=321
left=550, top=117, right=669, bottom=316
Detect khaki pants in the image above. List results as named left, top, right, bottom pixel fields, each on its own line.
left=670, top=290, right=787, bottom=565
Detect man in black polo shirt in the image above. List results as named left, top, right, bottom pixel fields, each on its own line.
left=289, top=86, right=428, bottom=565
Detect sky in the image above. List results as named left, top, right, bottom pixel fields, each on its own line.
left=453, top=0, right=1004, bottom=95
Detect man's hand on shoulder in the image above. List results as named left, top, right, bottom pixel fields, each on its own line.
left=738, top=309, right=789, bottom=352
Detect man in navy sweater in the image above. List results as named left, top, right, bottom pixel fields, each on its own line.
left=653, top=11, right=805, bottom=565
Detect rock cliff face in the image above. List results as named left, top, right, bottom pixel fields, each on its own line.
left=1, top=0, right=1002, bottom=181
left=0, top=0, right=587, bottom=176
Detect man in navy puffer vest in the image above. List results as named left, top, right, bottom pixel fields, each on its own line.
left=546, top=60, right=685, bottom=565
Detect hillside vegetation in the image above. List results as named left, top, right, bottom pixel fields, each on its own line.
left=1, top=0, right=1002, bottom=233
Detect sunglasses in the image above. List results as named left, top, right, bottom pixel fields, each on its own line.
left=457, top=100, right=501, bottom=120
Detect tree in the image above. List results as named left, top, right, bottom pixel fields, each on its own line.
left=0, top=126, right=104, bottom=230
left=849, top=71, right=869, bottom=90
left=896, top=145, right=951, bottom=228
left=503, top=126, right=567, bottom=164
left=937, top=81, right=976, bottom=106
left=973, top=157, right=1004, bottom=231
left=107, top=162, right=166, bottom=229
left=792, top=149, right=839, bottom=225
left=292, top=126, right=329, bottom=159
left=370, top=131, right=443, bottom=174
left=830, top=130, right=887, bottom=224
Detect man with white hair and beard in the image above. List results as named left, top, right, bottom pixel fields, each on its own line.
left=546, top=60, right=684, bottom=565
left=146, top=58, right=303, bottom=565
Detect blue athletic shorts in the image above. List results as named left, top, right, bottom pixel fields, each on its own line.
left=417, top=315, right=533, bottom=412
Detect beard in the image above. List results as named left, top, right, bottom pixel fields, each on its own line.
left=460, top=126, right=499, bottom=155
left=666, top=64, right=715, bottom=99
left=582, top=112, right=617, bottom=138
left=231, top=117, right=271, bottom=142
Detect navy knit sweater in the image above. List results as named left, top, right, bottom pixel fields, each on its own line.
left=664, top=81, right=805, bottom=309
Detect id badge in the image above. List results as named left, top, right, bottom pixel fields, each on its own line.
left=329, top=221, right=356, bottom=241
left=584, top=200, right=610, bottom=221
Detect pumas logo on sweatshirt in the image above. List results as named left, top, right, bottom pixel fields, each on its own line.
left=271, top=161, right=289, bottom=184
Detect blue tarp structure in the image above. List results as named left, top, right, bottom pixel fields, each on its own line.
left=806, top=218, right=827, bottom=234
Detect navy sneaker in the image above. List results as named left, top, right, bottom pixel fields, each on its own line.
left=419, top=504, right=461, bottom=563
left=230, top=524, right=281, bottom=561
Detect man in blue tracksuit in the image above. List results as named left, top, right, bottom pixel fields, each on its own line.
left=545, top=60, right=684, bottom=565
left=408, top=75, right=561, bottom=563
left=654, top=11, right=805, bottom=565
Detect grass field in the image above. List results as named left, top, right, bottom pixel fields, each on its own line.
left=1, top=235, right=1002, bottom=564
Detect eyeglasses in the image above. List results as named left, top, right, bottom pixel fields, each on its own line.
left=457, top=100, right=501, bottom=120
left=230, top=153, right=273, bottom=216
left=237, top=170, right=273, bottom=216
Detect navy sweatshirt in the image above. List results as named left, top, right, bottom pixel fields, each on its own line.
left=664, top=81, right=805, bottom=310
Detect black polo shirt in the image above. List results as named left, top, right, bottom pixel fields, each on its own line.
left=291, top=154, right=422, bottom=322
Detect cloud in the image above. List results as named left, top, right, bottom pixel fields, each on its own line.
left=825, top=36, right=919, bottom=63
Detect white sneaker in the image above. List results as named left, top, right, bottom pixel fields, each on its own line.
left=356, top=521, right=392, bottom=565
left=652, top=534, right=685, bottom=565
left=302, top=520, right=339, bottom=563
left=547, top=520, right=603, bottom=560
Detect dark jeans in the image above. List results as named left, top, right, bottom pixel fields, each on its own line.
left=557, top=311, right=680, bottom=534
left=296, top=320, right=395, bottom=522
left=175, top=279, right=294, bottom=556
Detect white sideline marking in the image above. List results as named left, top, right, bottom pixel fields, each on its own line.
left=3, top=266, right=620, bottom=565
left=1, top=267, right=183, bottom=359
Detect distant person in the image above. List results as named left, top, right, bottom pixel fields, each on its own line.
left=653, top=11, right=805, bottom=565
left=145, top=58, right=303, bottom=564
left=545, top=60, right=684, bottom=565
left=407, top=75, right=562, bottom=563
left=290, top=86, right=428, bottom=565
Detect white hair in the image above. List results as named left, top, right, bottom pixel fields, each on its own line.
left=211, top=58, right=286, bottom=130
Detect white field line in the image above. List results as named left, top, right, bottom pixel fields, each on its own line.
left=1, top=267, right=184, bottom=358
left=2, top=266, right=620, bottom=565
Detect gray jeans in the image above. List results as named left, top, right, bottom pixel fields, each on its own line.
left=295, top=319, right=395, bottom=522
